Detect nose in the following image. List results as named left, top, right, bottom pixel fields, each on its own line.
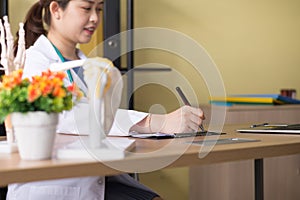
left=90, top=10, right=99, bottom=23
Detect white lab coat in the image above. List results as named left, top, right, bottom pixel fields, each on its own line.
left=7, top=35, right=152, bottom=200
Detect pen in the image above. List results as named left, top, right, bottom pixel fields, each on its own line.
left=250, top=123, right=289, bottom=128
left=250, top=123, right=269, bottom=128
left=175, top=86, right=205, bottom=132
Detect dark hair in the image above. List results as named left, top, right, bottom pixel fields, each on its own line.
left=14, top=0, right=70, bottom=53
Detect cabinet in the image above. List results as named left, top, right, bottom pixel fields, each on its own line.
left=190, top=104, right=300, bottom=200
left=201, top=104, right=300, bottom=125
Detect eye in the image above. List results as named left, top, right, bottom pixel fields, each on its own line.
left=96, top=7, right=102, bottom=13
left=97, top=2, right=104, bottom=11
left=96, top=4, right=103, bottom=12
left=82, top=7, right=92, bottom=11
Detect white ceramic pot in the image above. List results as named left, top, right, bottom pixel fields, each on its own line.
left=11, top=111, right=58, bottom=160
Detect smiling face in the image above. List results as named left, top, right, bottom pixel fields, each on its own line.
left=48, top=0, right=104, bottom=47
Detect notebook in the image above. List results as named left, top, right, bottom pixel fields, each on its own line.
left=237, top=124, right=300, bottom=134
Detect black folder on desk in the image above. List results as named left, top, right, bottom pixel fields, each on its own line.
left=237, top=124, right=300, bottom=134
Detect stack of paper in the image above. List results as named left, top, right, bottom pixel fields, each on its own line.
left=210, top=94, right=300, bottom=106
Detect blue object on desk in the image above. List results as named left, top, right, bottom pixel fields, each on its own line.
left=210, top=94, right=300, bottom=106
left=232, top=94, right=300, bottom=104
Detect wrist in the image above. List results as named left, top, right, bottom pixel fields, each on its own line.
left=149, top=114, right=167, bottom=133
left=148, top=113, right=153, bottom=133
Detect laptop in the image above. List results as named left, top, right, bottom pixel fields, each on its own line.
left=237, top=123, right=300, bottom=134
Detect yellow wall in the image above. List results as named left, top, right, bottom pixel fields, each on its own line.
left=133, top=1, right=300, bottom=199
left=8, top=0, right=34, bottom=34
left=133, top=0, right=300, bottom=112
left=10, top=0, right=300, bottom=107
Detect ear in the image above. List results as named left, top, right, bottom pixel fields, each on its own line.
left=49, top=1, right=61, bottom=20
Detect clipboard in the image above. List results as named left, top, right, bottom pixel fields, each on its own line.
left=129, top=131, right=225, bottom=139
left=187, top=138, right=260, bottom=146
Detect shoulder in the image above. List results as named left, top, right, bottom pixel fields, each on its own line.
left=26, top=35, right=58, bottom=62
left=23, top=35, right=60, bottom=78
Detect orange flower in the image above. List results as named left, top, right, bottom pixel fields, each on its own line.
left=41, top=70, right=52, bottom=78
left=54, top=71, right=66, bottom=81
left=39, top=81, right=53, bottom=96
left=0, top=68, right=82, bottom=119
left=51, top=77, right=64, bottom=87
left=67, top=83, right=76, bottom=92
left=67, top=83, right=84, bottom=99
left=31, top=76, right=40, bottom=83
left=52, top=85, right=66, bottom=98
left=41, top=70, right=65, bottom=82
left=1, top=69, right=23, bottom=89
left=12, top=70, right=23, bottom=85
left=28, top=84, right=41, bottom=102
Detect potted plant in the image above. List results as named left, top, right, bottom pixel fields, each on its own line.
left=0, top=69, right=82, bottom=160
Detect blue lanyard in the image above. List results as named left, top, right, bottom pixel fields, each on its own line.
left=51, top=44, right=74, bottom=83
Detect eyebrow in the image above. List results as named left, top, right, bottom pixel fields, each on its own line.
left=84, top=0, right=104, bottom=4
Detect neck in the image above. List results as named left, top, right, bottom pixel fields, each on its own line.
left=47, top=33, right=79, bottom=60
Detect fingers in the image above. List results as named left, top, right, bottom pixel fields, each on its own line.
left=186, top=105, right=205, bottom=120
left=0, top=18, right=8, bottom=72
left=162, top=105, right=204, bottom=133
left=3, top=16, right=14, bottom=72
left=14, top=23, right=25, bottom=70
left=182, top=105, right=204, bottom=121
left=152, top=105, right=205, bottom=134
left=181, top=105, right=205, bottom=132
left=1, top=16, right=25, bottom=73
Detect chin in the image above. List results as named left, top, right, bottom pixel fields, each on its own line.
left=78, top=35, right=93, bottom=43
left=79, top=39, right=92, bottom=44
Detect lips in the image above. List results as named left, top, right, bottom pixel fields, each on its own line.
left=84, top=27, right=95, bottom=35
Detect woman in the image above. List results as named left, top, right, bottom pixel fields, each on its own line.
left=7, top=0, right=205, bottom=199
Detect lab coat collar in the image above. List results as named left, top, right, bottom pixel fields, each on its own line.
left=33, top=35, right=87, bottom=62
left=33, top=35, right=88, bottom=94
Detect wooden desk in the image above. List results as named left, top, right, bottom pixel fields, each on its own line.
left=193, top=105, right=300, bottom=200
left=1, top=124, right=300, bottom=200
left=201, top=104, right=300, bottom=124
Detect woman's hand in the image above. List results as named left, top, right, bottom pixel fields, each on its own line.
left=151, top=105, right=205, bottom=133
left=129, top=105, right=205, bottom=134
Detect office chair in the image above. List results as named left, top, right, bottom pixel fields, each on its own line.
left=0, top=187, right=7, bottom=200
